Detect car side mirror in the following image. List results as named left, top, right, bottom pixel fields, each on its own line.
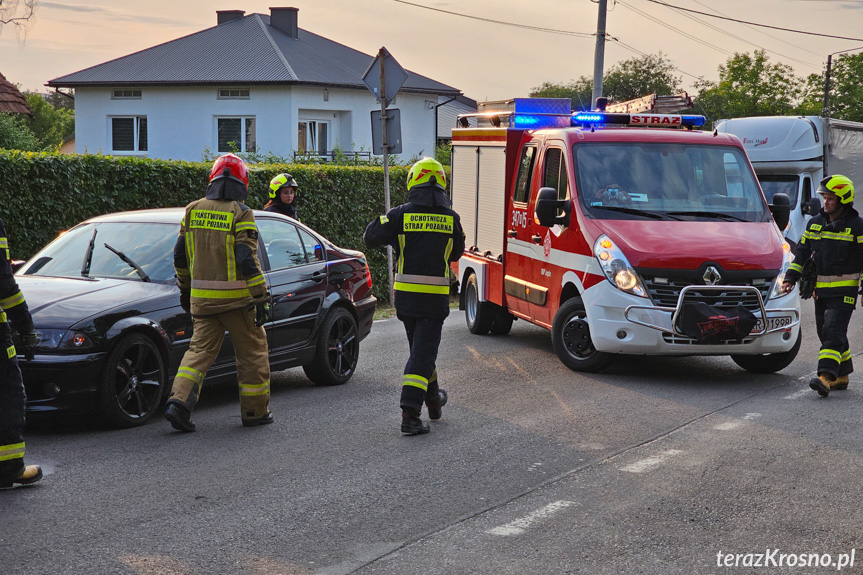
left=769, top=192, right=791, bottom=232
left=802, top=198, right=821, bottom=216
left=10, top=259, right=25, bottom=273
left=534, top=187, right=571, bottom=228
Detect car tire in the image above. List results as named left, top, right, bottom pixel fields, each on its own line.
left=464, top=272, right=494, bottom=335
left=98, top=333, right=166, bottom=428
left=303, top=307, right=359, bottom=386
left=551, top=297, right=613, bottom=373
left=731, top=329, right=801, bottom=373
left=490, top=306, right=514, bottom=335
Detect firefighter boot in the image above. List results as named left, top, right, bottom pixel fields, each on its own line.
left=0, top=465, right=43, bottom=488
left=833, top=375, right=849, bottom=390
left=242, top=412, right=274, bottom=427
left=165, top=402, right=196, bottom=432
left=426, top=389, right=448, bottom=421
left=401, top=408, right=430, bottom=435
left=809, top=374, right=836, bottom=397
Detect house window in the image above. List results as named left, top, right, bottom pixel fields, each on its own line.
left=217, top=117, right=256, bottom=153
left=218, top=88, right=250, bottom=100
left=298, top=120, right=328, bottom=155
left=112, top=90, right=142, bottom=100
left=111, top=116, right=148, bottom=152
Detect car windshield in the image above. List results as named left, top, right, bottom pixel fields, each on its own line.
left=21, top=221, right=179, bottom=283
left=574, top=142, right=769, bottom=222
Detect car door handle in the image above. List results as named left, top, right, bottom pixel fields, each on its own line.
left=531, top=234, right=542, bottom=244
left=303, top=270, right=325, bottom=282
left=508, top=229, right=518, bottom=238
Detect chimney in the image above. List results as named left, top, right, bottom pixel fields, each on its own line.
left=270, top=7, right=298, bottom=39
left=217, top=10, right=245, bottom=25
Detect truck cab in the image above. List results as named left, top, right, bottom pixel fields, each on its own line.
left=453, top=99, right=801, bottom=373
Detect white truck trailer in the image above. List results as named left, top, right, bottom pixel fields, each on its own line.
left=714, top=115, right=863, bottom=248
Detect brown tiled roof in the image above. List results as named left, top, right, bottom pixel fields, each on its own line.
left=0, top=72, right=31, bottom=115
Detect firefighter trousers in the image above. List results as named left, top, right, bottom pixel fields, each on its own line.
left=814, top=296, right=855, bottom=379
left=398, top=313, right=442, bottom=413
left=0, top=327, right=26, bottom=485
left=168, top=305, right=270, bottom=421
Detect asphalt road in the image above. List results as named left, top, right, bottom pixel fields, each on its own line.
left=4, top=302, right=863, bottom=575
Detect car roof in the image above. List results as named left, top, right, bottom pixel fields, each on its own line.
left=83, top=207, right=284, bottom=225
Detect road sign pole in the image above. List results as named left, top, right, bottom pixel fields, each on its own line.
left=378, top=47, right=395, bottom=305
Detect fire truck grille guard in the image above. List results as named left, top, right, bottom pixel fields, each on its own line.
left=642, top=278, right=771, bottom=312
left=623, top=278, right=800, bottom=344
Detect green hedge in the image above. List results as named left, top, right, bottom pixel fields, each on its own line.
left=0, top=151, right=410, bottom=302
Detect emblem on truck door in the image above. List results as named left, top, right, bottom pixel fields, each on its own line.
left=703, top=266, right=722, bottom=285
left=544, top=230, right=552, bottom=258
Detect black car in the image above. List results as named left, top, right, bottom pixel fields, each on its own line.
left=15, top=208, right=376, bottom=427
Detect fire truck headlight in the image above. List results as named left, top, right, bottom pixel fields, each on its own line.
left=593, top=235, right=647, bottom=298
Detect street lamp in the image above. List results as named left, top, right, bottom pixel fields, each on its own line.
left=822, top=46, right=863, bottom=117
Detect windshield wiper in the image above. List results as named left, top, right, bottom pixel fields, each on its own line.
left=665, top=211, right=747, bottom=222
left=592, top=205, right=670, bottom=220
left=103, top=243, right=150, bottom=282
left=81, top=228, right=97, bottom=277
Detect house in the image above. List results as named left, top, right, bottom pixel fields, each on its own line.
left=47, top=8, right=462, bottom=162
left=0, top=72, right=31, bottom=116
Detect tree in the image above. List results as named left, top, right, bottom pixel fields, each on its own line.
left=693, top=50, right=803, bottom=122
left=0, top=112, right=39, bottom=151
left=530, top=53, right=682, bottom=110
left=800, top=52, right=863, bottom=122
left=24, top=91, right=74, bottom=150
left=0, top=0, right=37, bottom=37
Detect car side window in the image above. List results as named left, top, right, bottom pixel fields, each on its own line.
left=297, top=228, right=324, bottom=263
left=513, top=146, right=536, bottom=204
left=257, top=218, right=307, bottom=270
left=543, top=147, right=569, bottom=200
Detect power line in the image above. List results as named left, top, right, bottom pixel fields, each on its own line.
left=643, top=0, right=863, bottom=42
left=617, top=1, right=734, bottom=57
left=390, top=0, right=594, bottom=38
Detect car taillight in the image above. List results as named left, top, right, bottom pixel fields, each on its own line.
left=365, top=261, right=373, bottom=288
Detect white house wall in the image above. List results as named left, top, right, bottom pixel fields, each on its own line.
left=74, top=85, right=438, bottom=162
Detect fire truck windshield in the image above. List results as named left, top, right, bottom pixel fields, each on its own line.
left=574, top=142, right=769, bottom=223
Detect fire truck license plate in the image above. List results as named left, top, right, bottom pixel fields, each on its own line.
left=753, top=315, right=793, bottom=331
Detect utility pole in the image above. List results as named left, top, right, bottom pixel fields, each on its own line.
left=591, top=0, right=608, bottom=108
left=378, top=48, right=395, bottom=305
left=822, top=54, right=832, bottom=118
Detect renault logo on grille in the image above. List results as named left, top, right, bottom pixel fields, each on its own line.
left=703, top=266, right=722, bottom=285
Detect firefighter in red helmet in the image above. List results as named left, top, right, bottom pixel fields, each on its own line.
left=0, top=217, right=42, bottom=488
left=165, top=153, right=273, bottom=431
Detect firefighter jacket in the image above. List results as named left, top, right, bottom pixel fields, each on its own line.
left=786, top=204, right=863, bottom=299
left=0, top=218, right=33, bottom=360
left=364, top=186, right=465, bottom=319
left=173, top=198, right=268, bottom=316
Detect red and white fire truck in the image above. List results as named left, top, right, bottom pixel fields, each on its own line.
left=451, top=97, right=801, bottom=373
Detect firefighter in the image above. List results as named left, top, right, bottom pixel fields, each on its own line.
left=165, top=153, right=273, bottom=431
left=0, top=218, right=41, bottom=488
left=363, top=157, right=465, bottom=434
left=264, top=173, right=300, bottom=220
left=781, top=175, right=863, bottom=396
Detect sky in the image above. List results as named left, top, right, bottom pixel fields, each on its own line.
left=3, top=0, right=863, bottom=103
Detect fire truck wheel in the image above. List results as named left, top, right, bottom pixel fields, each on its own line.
left=552, top=297, right=613, bottom=372
left=730, top=329, right=801, bottom=373
left=490, top=307, right=514, bottom=335
left=464, top=272, right=494, bottom=335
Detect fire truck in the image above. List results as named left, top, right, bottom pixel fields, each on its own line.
left=451, top=96, right=801, bottom=373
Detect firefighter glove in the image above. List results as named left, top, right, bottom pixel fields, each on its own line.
left=255, top=302, right=270, bottom=327
left=18, top=324, right=38, bottom=361
left=180, top=290, right=191, bottom=313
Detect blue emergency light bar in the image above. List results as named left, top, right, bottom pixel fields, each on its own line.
left=570, top=111, right=706, bottom=128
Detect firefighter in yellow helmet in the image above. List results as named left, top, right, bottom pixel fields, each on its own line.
left=363, top=157, right=465, bottom=434
left=165, top=153, right=272, bottom=431
left=782, top=175, right=863, bottom=396
left=0, top=217, right=42, bottom=488
left=265, top=173, right=299, bottom=220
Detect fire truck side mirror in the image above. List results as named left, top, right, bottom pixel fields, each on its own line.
left=769, top=192, right=791, bottom=232
left=535, top=187, right=571, bottom=228
left=802, top=198, right=821, bottom=216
